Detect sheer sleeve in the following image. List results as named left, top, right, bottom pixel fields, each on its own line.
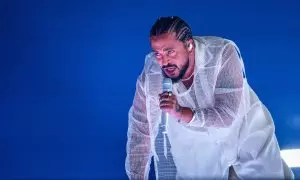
left=232, top=103, right=285, bottom=179
left=125, top=72, right=152, bottom=180
left=189, top=43, right=244, bottom=128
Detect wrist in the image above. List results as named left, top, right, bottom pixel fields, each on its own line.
left=177, top=107, right=194, bottom=123
left=174, top=104, right=183, bottom=119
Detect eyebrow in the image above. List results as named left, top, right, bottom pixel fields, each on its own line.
left=163, top=47, right=174, bottom=51
left=152, top=47, right=174, bottom=52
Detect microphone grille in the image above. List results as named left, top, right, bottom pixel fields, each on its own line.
left=162, top=78, right=172, bottom=92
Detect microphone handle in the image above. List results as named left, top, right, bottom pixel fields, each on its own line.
left=161, top=90, right=171, bottom=130
left=161, top=111, right=169, bottom=133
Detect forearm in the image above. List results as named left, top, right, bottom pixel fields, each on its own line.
left=126, top=150, right=151, bottom=180
left=126, top=114, right=151, bottom=179
left=233, top=134, right=285, bottom=179
left=173, top=106, right=194, bottom=123
left=126, top=156, right=151, bottom=180
left=126, top=71, right=152, bottom=179
left=174, top=104, right=235, bottom=128
left=233, top=103, right=285, bottom=179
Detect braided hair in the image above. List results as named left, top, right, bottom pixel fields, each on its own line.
left=150, top=16, right=193, bottom=42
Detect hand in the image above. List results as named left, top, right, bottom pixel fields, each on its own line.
left=159, top=92, right=182, bottom=118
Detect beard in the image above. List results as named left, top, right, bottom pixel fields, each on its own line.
left=162, top=59, right=189, bottom=83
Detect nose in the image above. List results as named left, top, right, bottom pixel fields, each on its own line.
left=162, top=55, right=170, bottom=66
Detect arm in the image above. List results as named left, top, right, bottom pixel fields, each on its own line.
left=232, top=102, right=285, bottom=179
left=178, top=42, right=286, bottom=178
left=180, top=43, right=244, bottom=128
left=125, top=72, right=152, bottom=180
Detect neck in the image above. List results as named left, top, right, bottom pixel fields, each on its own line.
left=182, top=53, right=195, bottom=80
left=181, top=53, right=195, bottom=88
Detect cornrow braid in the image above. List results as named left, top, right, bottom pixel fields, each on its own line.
left=150, top=16, right=193, bottom=42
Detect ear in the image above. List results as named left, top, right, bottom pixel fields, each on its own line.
left=188, top=43, right=193, bottom=51
left=185, top=39, right=194, bottom=52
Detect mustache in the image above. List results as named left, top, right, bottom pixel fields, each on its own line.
left=162, top=64, right=178, bottom=69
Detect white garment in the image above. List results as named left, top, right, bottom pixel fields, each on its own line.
left=125, top=36, right=292, bottom=179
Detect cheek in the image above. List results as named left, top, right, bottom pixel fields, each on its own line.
left=174, top=55, right=188, bottom=67
left=156, top=58, right=165, bottom=67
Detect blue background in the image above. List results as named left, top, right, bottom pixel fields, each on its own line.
left=1, top=0, right=299, bottom=179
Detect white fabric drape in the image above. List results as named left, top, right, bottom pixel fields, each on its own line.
left=126, top=36, right=292, bottom=179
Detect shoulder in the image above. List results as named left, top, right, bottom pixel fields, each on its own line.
left=142, top=52, right=161, bottom=75
left=193, top=36, right=238, bottom=48
left=194, top=36, right=241, bottom=60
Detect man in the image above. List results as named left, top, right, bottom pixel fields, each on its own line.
left=126, top=16, right=293, bottom=179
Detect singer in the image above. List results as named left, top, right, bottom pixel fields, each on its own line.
left=126, top=16, right=294, bottom=179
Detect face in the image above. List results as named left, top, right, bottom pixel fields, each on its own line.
left=150, top=32, right=190, bottom=83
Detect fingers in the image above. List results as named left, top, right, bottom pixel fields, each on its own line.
left=160, top=103, right=173, bottom=112
left=159, top=91, right=171, bottom=97
left=160, top=96, right=175, bottom=104
left=159, top=92, right=176, bottom=112
left=159, top=92, right=175, bottom=100
left=159, top=93, right=175, bottom=104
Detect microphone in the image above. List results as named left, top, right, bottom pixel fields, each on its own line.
left=161, top=78, right=172, bottom=158
left=162, top=77, right=173, bottom=96
left=162, top=78, right=172, bottom=130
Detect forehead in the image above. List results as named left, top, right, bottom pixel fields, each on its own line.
left=150, top=32, right=183, bottom=50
